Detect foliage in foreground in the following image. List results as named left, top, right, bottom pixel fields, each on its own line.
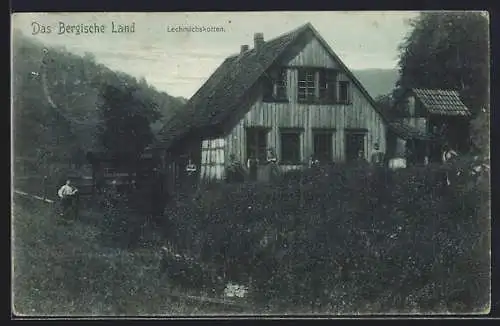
left=164, top=159, right=490, bottom=314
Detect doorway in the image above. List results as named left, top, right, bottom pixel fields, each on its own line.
left=345, top=131, right=366, bottom=162
left=246, top=127, right=269, bottom=181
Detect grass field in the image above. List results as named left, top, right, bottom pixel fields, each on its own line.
left=12, top=159, right=491, bottom=316
left=11, top=195, right=251, bottom=316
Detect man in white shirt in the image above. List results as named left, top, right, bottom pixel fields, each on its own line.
left=58, top=180, right=78, bottom=219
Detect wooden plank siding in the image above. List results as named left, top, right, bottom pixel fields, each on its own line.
left=211, top=34, right=386, bottom=179
left=286, top=37, right=340, bottom=69
left=224, top=80, right=386, bottom=169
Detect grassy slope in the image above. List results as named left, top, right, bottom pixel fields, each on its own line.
left=11, top=196, right=245, bottom=316
left=12, top=161, right=491, bottom=315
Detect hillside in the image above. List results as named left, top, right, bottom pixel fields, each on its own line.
left=12, top=30, right=186, bottom=170
left=351, top=68, right=399, bottom=99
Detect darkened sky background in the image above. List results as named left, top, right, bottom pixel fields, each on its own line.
left=12, top=12, right=419, bottom=98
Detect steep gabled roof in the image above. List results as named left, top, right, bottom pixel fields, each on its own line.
left=412, top=88, right=471, bottom=116
left=156, top=23, right=387, bottom=150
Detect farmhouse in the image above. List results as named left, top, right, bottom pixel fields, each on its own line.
left=155, top=23, right=389, bottom=187
left=387, top=88, right=471, bottom=165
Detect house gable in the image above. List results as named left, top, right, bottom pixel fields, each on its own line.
left=283, top=37, right=340, bottom=69
left=223, top=31, right=388, bottom=165
left=156, top=23, right=388, bottom=154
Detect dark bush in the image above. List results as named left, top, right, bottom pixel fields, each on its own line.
left=162, top=157, right=490, bottom=313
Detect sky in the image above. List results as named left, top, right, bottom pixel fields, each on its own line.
left=12, top=12, right=419, bottom=99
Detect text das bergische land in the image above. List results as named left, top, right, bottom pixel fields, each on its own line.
left=31, top=21, right=136, bottom=35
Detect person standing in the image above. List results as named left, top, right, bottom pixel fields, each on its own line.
left=57, top=180, right=78, bottom=221
left=442, top=144, right=458, bottom=186
left=370, top=143, right=385, bottom=167
left=247, top=154, right=259, bottom=181
left=227, top=154, right=245, bottom=183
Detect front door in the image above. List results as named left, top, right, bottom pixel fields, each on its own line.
left=345, top=132, right=366, bottom=162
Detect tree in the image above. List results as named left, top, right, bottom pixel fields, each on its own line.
left=97, top=83, right=161, bottom=167
left=12, top=30, right=185, bottom=176
left=374, top=93, right=406, bottom=120
left=395, top=12, right=489, bottom=118
left=470, top=105, right=490, bottom=157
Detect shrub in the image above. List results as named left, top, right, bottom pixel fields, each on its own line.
left=162, top=158, right=490, bottom=313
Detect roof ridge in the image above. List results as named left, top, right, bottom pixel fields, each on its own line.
left=227, top=22, right=311, bottom=59
left=413, top=87, right=461, bottom=93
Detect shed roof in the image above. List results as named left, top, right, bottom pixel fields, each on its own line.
left=155, top=23, right=387, bottom=150
left=412, top=88, right=471, bottom=116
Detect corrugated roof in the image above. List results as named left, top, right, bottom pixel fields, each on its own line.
left=412, top=88, right=471, bottom=116
left=388, top=121, right=434, bottom=141
left=155, top=23, right=387, bottom=150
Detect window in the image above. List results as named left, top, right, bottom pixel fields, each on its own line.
left=298, top=69, right=316, bottom=102
left=280, top=130, right=302, bottom=163
left=313, top=130, right=334, bottom=161
left=246, top=127, right=268, bottom=163
left=263, top=68, right=287, bottom=102
left=339, top=81, right=350, bottom=104
left=319, top=69, right=337, bottom=103
left=276, top=69, right=287, bottom=100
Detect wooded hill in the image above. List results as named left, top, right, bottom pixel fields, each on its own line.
left=12, top=30, right=186, bottom=169
left=351, top=69, right=399, bottom=100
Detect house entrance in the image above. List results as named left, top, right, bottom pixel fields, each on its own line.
left=345, top=131, right=366, bottom=162
left=246, top=127, right=269, bottom=181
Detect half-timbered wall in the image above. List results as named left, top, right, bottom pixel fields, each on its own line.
left=200, top=137, right=226, bottom=180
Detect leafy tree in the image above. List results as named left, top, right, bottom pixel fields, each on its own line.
left=470, top=105, right=490, bottom=157
left=12, top=30, right=186, bottom=176
left=97, top=83, right=161, bottom=167
left=395, top=12, right=489, bottom=117
left=374, top=93, right=406, bottom=120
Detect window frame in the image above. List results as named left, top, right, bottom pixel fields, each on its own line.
left=338, top=80, right=351, bottom=104
left=246, top=127, right=269, bottom=163
left=297, top=68, right=340, bottom=104
left=312, top=128, right=335, bottom=162
left=318, top=69, right=338, bottom=104
left=279, top=128, right=303, bottom=164
left=262, top=67, right=288, bottom=103
left=297, top=68, right=317, bottom=103
left=344, top=129, right=367, bottom=162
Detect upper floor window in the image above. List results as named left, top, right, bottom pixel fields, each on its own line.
left=338, top=81, right=351, bottom=104
left=263, top=67, right=288, bottom=102
left=298, top=69, right=316, bottom=102
left=319, top=69, right=337, bottom=104
left=298, top=68, right=339, bottom=104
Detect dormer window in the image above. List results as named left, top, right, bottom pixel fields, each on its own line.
left=263, top=67, right=288, bottom=102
